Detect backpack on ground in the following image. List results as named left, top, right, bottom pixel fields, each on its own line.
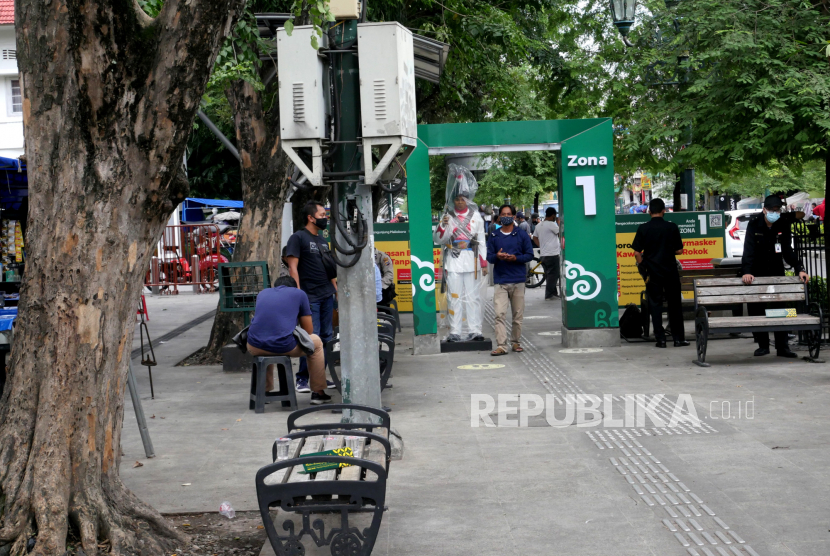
left=619, top=303, right=644, bottom=339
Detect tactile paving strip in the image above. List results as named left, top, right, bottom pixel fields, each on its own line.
left=482, top=301, right=764, bottom=554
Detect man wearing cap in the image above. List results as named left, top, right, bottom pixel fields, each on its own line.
left=516, top=212, right=531, bottom=235
left=532, top=207, right=561, bottom=299
left=741, top=195, right=810, bottom=357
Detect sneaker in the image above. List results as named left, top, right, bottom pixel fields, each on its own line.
left=326, top=379, right=337, bottom=389
left=295, top=378, right=311, bottom=393
left=446, top=334, right=462, bottom=342
left=310, top=392, right=332, bottom=405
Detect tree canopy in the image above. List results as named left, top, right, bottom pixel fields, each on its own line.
left=610, top=0, right=830, bottom=178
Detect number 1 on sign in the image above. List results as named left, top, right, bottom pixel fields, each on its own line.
left=576, top=176, right=596, bottom=216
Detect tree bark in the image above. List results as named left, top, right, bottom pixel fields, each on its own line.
left=197, top=79, right=292, bottom=363
left=0, top=1, right=241, bottom=554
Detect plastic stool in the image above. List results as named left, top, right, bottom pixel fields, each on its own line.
left=250, top=356, right=298, bottom=413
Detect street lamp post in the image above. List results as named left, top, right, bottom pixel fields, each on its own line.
left=610, top=0, right=637, bottom=46
left=610, top=0, right=696, bottom=211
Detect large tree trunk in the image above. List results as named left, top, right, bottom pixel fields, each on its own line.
left=0, top=2, right=241, bottom=555
left=197, top=80, right=292, bottom=363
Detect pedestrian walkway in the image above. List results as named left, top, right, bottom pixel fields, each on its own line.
left=122, top=288, right=830, bottom=555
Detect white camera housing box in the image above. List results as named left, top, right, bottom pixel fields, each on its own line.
left=357, top=22, right=416, bottom=140
left=357, top=22, right=418, bottom=184
left=277, top=26, right=329, bottom=141
left=276, top=26, right=329, bottom=185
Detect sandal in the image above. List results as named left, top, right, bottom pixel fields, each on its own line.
left=512, top=343, right=524, bottom=352
left=491, top=347, right=508, bottom=356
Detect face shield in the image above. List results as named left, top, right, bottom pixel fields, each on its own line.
left=444, top=165, right=479, bottom=214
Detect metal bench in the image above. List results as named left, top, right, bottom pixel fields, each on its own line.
left=693, top=276, right=824, bottom=366
left=376, top=304, right=402, bottom=332
left=256, top=405, right=391, bottom=556
left=324, top=335, right=395, bottom=394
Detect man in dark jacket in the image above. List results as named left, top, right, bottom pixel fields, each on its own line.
left=486, top=204, right=534, bottom=355
left=741, top=195, right=809, bottom=357
left=631, top=198, right=689, bottom=348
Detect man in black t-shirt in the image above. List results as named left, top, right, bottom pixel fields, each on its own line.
left=631, top=198, right=689, bottom=349
left=285, top=201, right=337, bottom=392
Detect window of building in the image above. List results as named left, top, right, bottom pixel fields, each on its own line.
left=9, top=79, right=22, bottom=115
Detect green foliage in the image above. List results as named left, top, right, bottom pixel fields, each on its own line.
left=187, top=92, right=242, bottom=200
left=478, top=151, right=557, bottom=209
left=209, top=11, right=273, bottom=91
left=809, top=276, right=828, bottom=310
left=137, top=0, right=162, bottom=17
left=371, top=0, right=587, bottom=125
left=697, top=160, right=827, bottom=199
left=284, top=0, right=336, bottom=50
left=610, top=0, right=830, bottom=177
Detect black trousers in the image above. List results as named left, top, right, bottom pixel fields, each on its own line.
left=646, top=277, right=684, bottom=342
left=747, top=302, right=789, bottom=350
left=541, top=255, right=560, bottom=298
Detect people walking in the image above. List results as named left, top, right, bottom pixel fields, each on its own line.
left=741, top=195, right=810, bottom=357
left=631, top=198, right=689, bottom=348
left=487, top=204, right=534, bottom=356
left=284, top=201, right=337, bottom=393
left=532, top=207, right=561, bottom=299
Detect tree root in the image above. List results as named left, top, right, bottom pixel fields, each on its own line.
left=1, top=462, right=186, bottom=556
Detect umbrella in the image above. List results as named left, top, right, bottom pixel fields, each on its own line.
left=213, top=211, right=241, bottom=222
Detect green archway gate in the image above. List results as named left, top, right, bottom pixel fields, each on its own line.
left=405, top=118, right=621, bottom=353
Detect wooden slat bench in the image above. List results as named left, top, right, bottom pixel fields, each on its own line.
left=692, top=276, right=824, bottom=366
left=640, top=267, right=740, bottom=338
left=256, top=405, right=392, bottom=556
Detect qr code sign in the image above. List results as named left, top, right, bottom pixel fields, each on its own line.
left=709, top=213, right=724, bottom=228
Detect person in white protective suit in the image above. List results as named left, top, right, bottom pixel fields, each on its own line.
left=433, top=166, right=488, bottom=342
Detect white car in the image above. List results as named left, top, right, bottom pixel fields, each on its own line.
left=724, top=209, right=762, bottom=258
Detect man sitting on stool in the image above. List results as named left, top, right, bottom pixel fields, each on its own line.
left=741, top=195, right=810, bottom=357
left=246, top=276, right=331, bottom=404
left=631, top=198, right=690, bottom=348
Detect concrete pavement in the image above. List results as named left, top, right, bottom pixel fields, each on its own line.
left=122, top=288, right=830, bottom=555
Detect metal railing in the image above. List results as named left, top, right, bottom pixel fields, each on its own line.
left=793, top=220, right=827, bottom=343
left=144, top=224, right=228, bottom=294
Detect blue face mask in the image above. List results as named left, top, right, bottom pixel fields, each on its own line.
left=500, top=216, right=514, bottom=226
left=766, top=210, right=780, bottom=223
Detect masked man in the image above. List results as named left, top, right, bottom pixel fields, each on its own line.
left=434, top=165, right=487, bottom=342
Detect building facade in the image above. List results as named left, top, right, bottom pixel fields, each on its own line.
left=0, top=2, right=23, bottom=160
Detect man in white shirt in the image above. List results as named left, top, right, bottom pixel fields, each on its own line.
left=532, top=207, right=561, bottom=299
left=434, top=167, right=487, bottom=342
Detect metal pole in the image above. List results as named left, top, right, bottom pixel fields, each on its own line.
left=197, top=109, right=241, bottom=161
left=333, top=21, right=382, bottom=416
left=150, top=256, right=160, bottom=295
left=191, top=255, right=200, bottom=293
left=127, top=360, right=155, bottom=458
